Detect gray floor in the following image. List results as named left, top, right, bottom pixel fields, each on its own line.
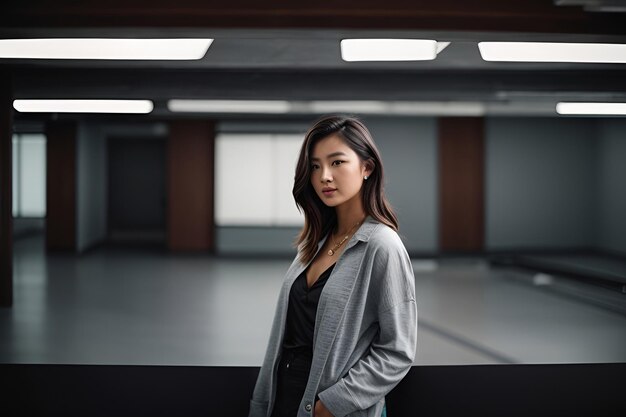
left=1, top=234, right=625, bottom=366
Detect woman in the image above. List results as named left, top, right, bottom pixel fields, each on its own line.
left=249, top=115, right=417, bottom=417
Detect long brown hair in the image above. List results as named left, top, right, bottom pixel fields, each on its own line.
left=292, top=115, right=399, bottom=264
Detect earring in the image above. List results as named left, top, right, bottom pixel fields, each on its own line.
left=364, top=176, right=368, bottom=180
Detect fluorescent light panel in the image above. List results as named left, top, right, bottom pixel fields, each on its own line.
left=556, top=102, right=626, bottom=115
left=0, top=38, right=213, bottom=60
left=168, top=100, right=291, bottom=113
left=309, top=101, right=387, bottom=113
left=167, top=99, right=484, bottom=116
left=389, top=101, right=485, bottom=116
left=310, top=101, right=484, bottom=116
left=340, top=39, right=439, bottom=61
left=13, top=100, right=154, bottom=114
left=436, top=42, right=451, bottom=54
left=478, top=42, right=626, bottom=63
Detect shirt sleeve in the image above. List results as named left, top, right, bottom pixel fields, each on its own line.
left=317, top=242, right=418, bottom=417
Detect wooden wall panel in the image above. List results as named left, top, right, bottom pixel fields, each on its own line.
left=0, top=70, right=13, bottom=307
left=45, top=121, right=77, bottom=251
left=167, top=121, right=215, bottom=252
left=438, top=117, right=484, bottom=253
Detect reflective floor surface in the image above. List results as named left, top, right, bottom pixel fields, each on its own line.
left=1, top=234, right=625, bottom=366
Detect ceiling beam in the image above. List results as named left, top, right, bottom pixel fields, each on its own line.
left=2, top=0, right=626, bottom=35
left=12, top=68, right=626, bottom=101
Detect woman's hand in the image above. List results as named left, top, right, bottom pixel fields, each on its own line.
left=314, top=399, right=335, bottom=417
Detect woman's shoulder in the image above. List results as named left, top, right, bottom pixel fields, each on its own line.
left=366, top=220, right=406, bottom=253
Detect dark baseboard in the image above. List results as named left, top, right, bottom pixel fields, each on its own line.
left=1, top=363, right=624, bottom=417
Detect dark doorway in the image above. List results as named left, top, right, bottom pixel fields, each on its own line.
left=107, top=137, right=166, bottom=246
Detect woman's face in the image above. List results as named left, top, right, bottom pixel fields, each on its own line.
left=310, top=134, right=370, bottom=208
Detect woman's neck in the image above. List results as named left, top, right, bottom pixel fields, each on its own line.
left=332, top=192, right=367, bottom=237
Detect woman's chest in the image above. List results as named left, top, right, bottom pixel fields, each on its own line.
left=305, top=244, right=345, bottom=288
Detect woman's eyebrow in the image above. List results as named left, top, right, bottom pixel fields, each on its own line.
left=311, top=151, right=347, bottom=161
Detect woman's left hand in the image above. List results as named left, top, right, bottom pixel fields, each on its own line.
left=314, top=399, right=335, bottom=417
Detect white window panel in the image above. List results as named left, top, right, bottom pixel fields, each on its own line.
left=216, top=133, right=307, bottom=226
left=19, top=134, right=46, bottom=217
left=273, top=134, right=305, bottom=226
left=216, top=134, right=273, bottom=226
left=12, top=135, right=18, bottom=217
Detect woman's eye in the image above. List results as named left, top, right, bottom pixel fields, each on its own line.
left=311, top=161, right=342, bottom=170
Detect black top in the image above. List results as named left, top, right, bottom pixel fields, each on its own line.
left=282, top=262, right=336, bottom=353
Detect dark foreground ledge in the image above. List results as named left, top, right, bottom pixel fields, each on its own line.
left=2, top=363, right=624, bottom=416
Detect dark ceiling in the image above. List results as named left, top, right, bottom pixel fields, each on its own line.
left=2, top=1, right=626, bottom=119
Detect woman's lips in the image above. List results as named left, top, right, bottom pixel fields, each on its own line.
left=322, top=189, right=336, bottom=196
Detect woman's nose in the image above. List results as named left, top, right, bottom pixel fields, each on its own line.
left=321, top=167, right=332, bottom=182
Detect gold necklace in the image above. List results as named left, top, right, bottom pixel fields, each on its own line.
left=327, top=216, right=365, bottom=256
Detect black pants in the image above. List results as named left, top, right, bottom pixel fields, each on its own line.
left=271, top=347, right=313, bottom=417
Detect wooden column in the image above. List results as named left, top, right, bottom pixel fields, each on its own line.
left=167, top=120, right=215, bottom=252
left=438, top=117, right=485, bottom=253
left=0, top=70, right=13, bottom=307
left=45, top=120, right=77, bottom=252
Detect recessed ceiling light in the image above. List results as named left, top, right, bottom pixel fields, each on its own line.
left=478, top=42, right=626, bottom=63
left=340, top=39, right=439, bottom=61
left=168, top=100, right=291, bottom=113
left=0, top=39, right=213, bottom=60
left=436, top=42, right=451, bottom=54
left=13, top=99, right=154, bottom=114
left=556, top=102, right=626, bottom=115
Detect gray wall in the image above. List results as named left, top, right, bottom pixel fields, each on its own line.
left=485, top=117, right=596, bottom=250
left=596, top=120, right=626, bottom=256
left=217, top=226, right=301, bottom=255
left=13, top=117, right=626, bottom=258
left=76, top=123, right=108, bottom=253
left=364, top=116, right=438, bottom=254
left=218, top=116, right=626, bottom=257
left=215, top=117, right=439, bottom=255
